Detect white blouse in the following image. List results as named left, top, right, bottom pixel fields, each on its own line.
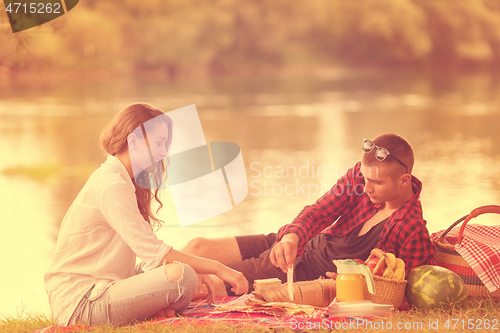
left=44, top=155, right=172, bottom=325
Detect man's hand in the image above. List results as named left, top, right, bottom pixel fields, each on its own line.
left=269, top=233, right=299, bottom=273
left=367, top=248, right=385, bottom=261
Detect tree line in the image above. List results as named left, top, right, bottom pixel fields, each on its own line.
left=1, top=0, right=500, bottom=76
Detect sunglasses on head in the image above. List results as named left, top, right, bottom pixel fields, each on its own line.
left=361, top=139, right=408, bottom=174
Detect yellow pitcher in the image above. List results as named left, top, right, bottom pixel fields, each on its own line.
left=333, top=259, right=375, bottom=302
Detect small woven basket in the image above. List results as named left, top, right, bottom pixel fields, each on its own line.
left=363, top=254, right=407, bottom=309
left=434, top=205, right=500, bottom=299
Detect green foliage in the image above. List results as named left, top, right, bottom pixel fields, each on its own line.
left=417, top=0, right=500, bottom=65
left=60, top=7, right=124, bottom=68
left=310, top=0, right=432, bottom=65
left=1, top=0, right=500, bottom=73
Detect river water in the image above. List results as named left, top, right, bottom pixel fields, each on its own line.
left=1, top=69, right=499, bottom=318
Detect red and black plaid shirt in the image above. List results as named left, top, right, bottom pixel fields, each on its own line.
left=277, top=162, right=434, bottom=274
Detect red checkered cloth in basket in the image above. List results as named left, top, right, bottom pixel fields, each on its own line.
left=431, top=224, right=500, bottom=293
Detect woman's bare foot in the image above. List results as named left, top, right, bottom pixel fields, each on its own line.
left=191, top=283, right=208, bottom=301
left=151, top=308, right=176, bottom=320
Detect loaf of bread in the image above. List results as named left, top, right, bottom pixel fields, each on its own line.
left=253, top=278, right=282, bottom=293
left=254, top=278, right=336, bottom=307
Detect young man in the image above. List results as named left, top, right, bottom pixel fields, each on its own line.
left=183, top=133, right=434, bottom=296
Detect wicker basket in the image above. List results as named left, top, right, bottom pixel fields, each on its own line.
left=363, top=254, right=407, bottom=309
left=434, top=205, right=500, bottom=299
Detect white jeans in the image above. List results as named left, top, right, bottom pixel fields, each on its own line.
left=68, top=263, right=198, bottom=326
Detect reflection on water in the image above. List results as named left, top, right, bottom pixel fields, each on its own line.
left=1, top=70, right=499, bottom=318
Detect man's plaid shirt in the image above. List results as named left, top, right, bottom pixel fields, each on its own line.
left=276, top=162, right=434, bottom=274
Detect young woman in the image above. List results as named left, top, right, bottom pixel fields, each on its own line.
left=44, top=103, right=248, bottom=327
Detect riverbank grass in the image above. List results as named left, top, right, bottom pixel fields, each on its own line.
left=2, top=297, right=498, bottom=333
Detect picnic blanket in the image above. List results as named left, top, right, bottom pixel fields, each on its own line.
left=431, top=223, right=500, bottom=293
left=34, top=295, right=380, bottom=332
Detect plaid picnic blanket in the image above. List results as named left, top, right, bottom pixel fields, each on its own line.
left=431, top=223, right=500, bottom=293
left=34, top=296, right=378, bottom=332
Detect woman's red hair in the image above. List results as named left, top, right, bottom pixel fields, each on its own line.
left=99, top=103, right=173, bottom=230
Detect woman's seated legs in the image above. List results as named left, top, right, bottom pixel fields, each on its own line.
left=69, top=262, right=198, bottom=327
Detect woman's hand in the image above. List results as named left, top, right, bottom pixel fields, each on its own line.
left=198, top=274, right=216, bottom=305
left=158, top=249, right=248, bottom=295
left=215, top=265, right=248, bottom=295
left=326, top=272, right=338, bottom=279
